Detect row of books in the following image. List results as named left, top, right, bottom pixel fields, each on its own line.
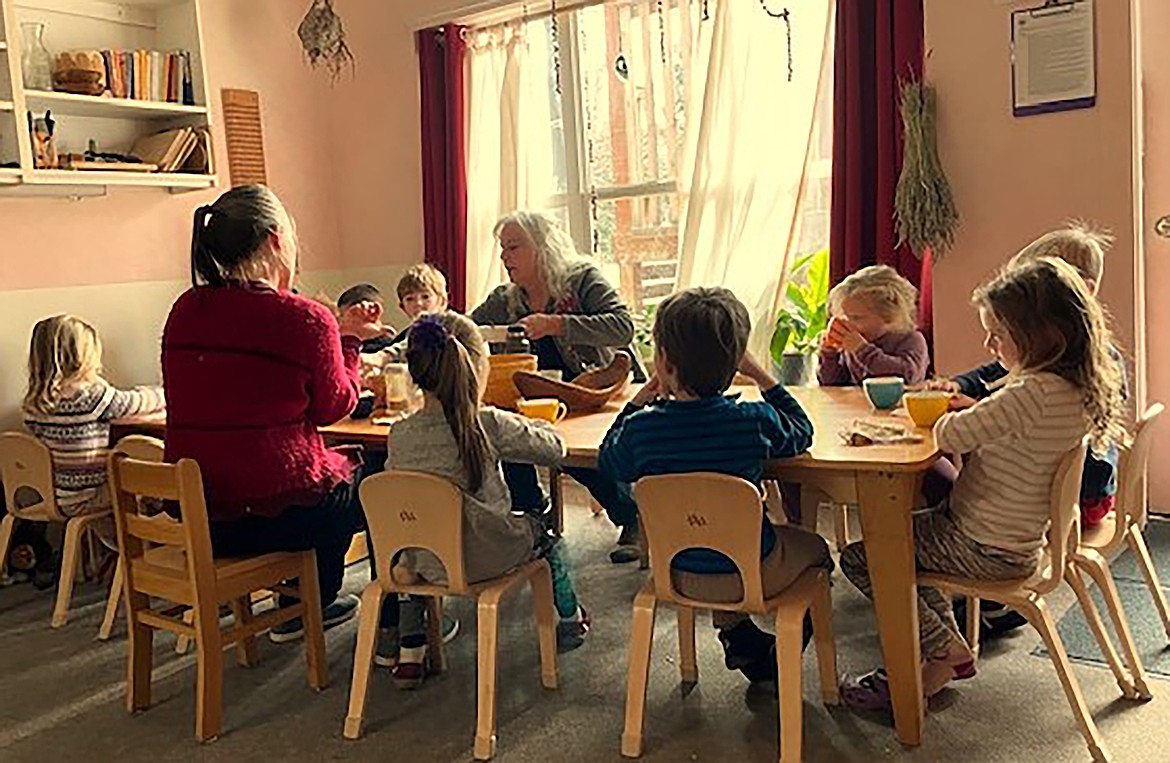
left=128, top=126, right=210, bottom=173
left=101, top=50, right=195, bottom=104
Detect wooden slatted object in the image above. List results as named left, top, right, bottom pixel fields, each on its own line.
left=221, top=89, right=267, bottom=187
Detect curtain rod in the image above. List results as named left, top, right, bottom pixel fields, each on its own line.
left=413, top=0, right=634, bottom=32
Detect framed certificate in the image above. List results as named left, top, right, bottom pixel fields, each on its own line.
left=1011, top=0, right=1096, bottom=117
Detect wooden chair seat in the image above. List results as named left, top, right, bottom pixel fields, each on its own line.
left=1079, top=513, right=1118, bottom=550
left=623, top=473, right=837, bottom=763
left=344, top=470, right=558, bottom=760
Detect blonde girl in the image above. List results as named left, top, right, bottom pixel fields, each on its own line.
left=385, top=311, right=588, bottom=688
left=838, top=258, right=1125, bottom=710
left=24, top=315, right=165, bottom=520
left=818, top=264, right=930, bottom=385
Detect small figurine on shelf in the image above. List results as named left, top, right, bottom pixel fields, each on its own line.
left=29, top=111, right=58, bottom=169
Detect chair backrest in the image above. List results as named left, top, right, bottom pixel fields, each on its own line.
left=107, top=452, right=217, bottom=600
left=634, top=473, right=769, bottom=612
left=1034, top=436, right=1090, bottom=595
left=359, top=470, right=468, bottom=593
left=1115, top=404, right=1163, bottom=532
left=0, top=432, right=66, bottom=521
left=112, top=435, right=165, bottom=462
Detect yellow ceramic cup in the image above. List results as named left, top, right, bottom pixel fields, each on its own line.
left=904, top=390, right=951, bottom=428
left=517, top=398, right=568, bottom=424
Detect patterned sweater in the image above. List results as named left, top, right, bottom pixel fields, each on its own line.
left=24, top=381, right=165, bottom=515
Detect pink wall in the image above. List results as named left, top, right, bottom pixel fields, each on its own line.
left=924, top=0, right=1140, bottom=378
left=0, top=0, right=344, bottom=293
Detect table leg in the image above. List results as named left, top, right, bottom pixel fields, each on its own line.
left=855, top=470, right=923, bottom=747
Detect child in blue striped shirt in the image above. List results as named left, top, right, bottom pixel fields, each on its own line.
left=598, top=287, right=832, bottom=683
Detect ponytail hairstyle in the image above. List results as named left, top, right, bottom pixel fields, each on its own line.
left=406, top=312, right=492, bottom=492
left=24, top=315, right=103, bottom=413
left=973, top=257, right=1127, bottom=452
left=191, top=185, right=296, bottom=287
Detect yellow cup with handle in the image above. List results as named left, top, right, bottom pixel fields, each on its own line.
left=518, top=398, right=568, bottom=424
left=904, top=390, right=951, bottom=428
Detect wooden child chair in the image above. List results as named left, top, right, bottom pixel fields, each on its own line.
left=921, top=438, right=1115, bottom=763
left=344, top=470, right=559, bottom=760
left=107, top=451, right=328, bottom=741
left=0, top=432, right=111, bottom=629
left=623, top=473, right=837, bottom=763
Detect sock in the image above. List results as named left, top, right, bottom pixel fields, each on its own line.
left=399, top=642, right=426, bottom=663
left=560, top=605, right=584, bottom=623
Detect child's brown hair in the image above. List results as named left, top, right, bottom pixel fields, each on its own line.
left=396, top=264, right=448, bottom=303
left=1011, top=220, right=1112, bottom=283
left=654, top=287, right=750, bottom=398
left=973, top=258, right=1125, bottom=451
left=24, top=315, right=103, bottom=413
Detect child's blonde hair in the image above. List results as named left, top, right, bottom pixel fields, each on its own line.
left=974, top=258, right=1125, bottom=452
left=405, top=311, right=490, bottom=492
left=396, top=264, right=448, bottom=302
left=24, top=315, right=103, bottom=413
left=1011, top=220, right=1111, bottom=283
left=828, top=265, right=918, bottom=332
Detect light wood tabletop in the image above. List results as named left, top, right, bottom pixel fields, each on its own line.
left=110, top=384, right=939, bottom=747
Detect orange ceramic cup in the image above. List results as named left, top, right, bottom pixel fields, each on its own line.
left=904, top=390, right=951, bottom=428
left=517, top=398, right=568, bottom=424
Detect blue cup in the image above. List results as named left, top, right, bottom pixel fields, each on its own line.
left=863, top=376, right=905, bottom=411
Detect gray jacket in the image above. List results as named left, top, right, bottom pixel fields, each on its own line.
left=471, top=263, right=646, bottom=381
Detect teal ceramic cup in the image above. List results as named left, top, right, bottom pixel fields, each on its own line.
left=863, top=376, right=905, bottom=411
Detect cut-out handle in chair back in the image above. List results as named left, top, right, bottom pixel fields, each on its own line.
left=1116, top=404, right=1163, bottom=531
left=359, top=470, right=468, bottom=593
left=635, top=473, right=769, bottom=613
left=113, top=434, right=165, bottom=463
left=1033, top=437, right=1090, bottom=596
left=0, top=432, right=66, bottom=521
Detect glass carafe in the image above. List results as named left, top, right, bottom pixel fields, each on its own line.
left=21, top=23, right=53, bottom=91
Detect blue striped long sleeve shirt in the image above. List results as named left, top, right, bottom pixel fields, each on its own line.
left=598, top=385, right=814, bottom=574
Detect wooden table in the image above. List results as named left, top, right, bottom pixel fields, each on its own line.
left=110, top=386, right=938, bottom=746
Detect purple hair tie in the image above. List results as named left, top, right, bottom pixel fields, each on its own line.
left=409, top=314, right=450, bottom=353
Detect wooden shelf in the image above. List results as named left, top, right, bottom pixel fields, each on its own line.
left=0, top=100, right=13, bottom=111
left=27, top=168, right=215, bottom=189
left=24, top=90, right=207, bottom=119
left=0, top=167, right=21, bottom=184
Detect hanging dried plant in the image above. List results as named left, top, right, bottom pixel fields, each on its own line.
left=895, top=79, right=959, bottom=260
left=298, top=0, right=354, bottom=82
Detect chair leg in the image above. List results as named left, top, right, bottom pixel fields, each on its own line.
left=621, top=590, right=657, bottom=758
left=1067, top=564, right=1137, bottom=698
left=964, top=596, right=982, bottom=658
left=344, top=585, right=385, bottom=740
left=193, top=603, right=225, bottom=742
left=833, top=504, right=849, bottom=550
left=299, top=550, right=329, bottom=691
left=1017, top=595, right=1111, bottom=763
left=229, top=597, right=259, bottom=668
left=1128, top=527, right=1170, bottom=641
left=676, top=605, right=698, bottom=685
left=424, top=596, right=447, bottom=675
left=0, top=514, right=16, bottom=581
left=810, top=574, right=838, bottom=705
left=176, top=610, right=193, bottom=654
left=52, top=517, right=87, bottom=628
left=529, top=562, right=559, bottom=689
left=1080, top=553, right=1151, bottom=700
left=97, top=555, right=124, bottom=641
left=776, top=605, right=807, bottom=763
left=475, top=591, right=504, bottom=761
left=126, top=591, right=154, bottom=713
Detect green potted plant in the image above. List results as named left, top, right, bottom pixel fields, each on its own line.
left=770, top=247, right=829, bottom=386
left=633, top=303, right=658, bottom=365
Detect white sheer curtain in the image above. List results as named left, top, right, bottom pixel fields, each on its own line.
left=463, top=22, right=561, bottom=310
left=676, top=0, right=835, bottom=359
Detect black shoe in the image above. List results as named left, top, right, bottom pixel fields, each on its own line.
left=719, top=620, right=775, bottom=680
left=609, top=522, right=642, bottom=564
left=270, top=593, right=361, bottom=643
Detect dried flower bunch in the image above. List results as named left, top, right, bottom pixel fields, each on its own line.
left=895, top=79, right=959, bottom=260
left=298, top=0, right=354, bottom=81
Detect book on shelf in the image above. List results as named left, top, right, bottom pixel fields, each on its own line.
left=128, top=126, right=209, bottom=174
left=97, top=49, right=195, bottom=104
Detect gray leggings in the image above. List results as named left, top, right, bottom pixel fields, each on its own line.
left=839, top=503, right=1036, bottom=657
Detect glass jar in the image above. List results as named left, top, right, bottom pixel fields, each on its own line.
left=383, top=363, right=413, bottom=410
left=503, top=325, right=531, bottom=355
left=21, top=23, right=53, bottom=91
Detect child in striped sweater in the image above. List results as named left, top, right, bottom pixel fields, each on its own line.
left=838, top=258, right=1127, bottom=710
left=23, top=315, right=165, bottom=537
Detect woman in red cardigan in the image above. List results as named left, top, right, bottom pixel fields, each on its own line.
left=163, top=185, right=383, bottom=640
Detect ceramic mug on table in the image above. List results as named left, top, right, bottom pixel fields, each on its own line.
left=517, top=398, right=568, bottom=423
left=904, top=390, right=951, bottom=428
left=863, top=376, right=905, bottom=411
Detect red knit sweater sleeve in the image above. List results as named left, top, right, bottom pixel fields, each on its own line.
left=300, top=298, right=362, bottom=425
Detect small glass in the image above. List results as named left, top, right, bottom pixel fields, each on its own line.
left=383, top=363, right=414, bottom=410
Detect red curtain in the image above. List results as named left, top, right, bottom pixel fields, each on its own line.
left=418, top=26, right=468, bottom=311
left=830, top=0, right=932, bottom=346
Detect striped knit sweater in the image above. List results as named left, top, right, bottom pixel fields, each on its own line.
left=24, top=381, right=165, bottom=515
left=935, top=371, right=1088, bottom=553
left=598, top=385, right=814, bottom=574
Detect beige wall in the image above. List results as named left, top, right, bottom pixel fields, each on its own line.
left=925, top=0, right=1141, bottom=381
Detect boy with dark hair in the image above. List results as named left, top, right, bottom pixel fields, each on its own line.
left=598, top=287, right=831, bottom=682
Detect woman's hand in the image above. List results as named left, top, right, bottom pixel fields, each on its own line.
left=338, top=301, right=387, bottom=341
left=632, top=374, right=666, bottom=406
left=518, top=313, right=564, bottom=341
left=738, top=353, right=778, bottom=389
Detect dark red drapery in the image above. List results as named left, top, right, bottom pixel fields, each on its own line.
left=830, top=0, right=932, bottom=345
left=418, top=26, right=468, bottom=311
